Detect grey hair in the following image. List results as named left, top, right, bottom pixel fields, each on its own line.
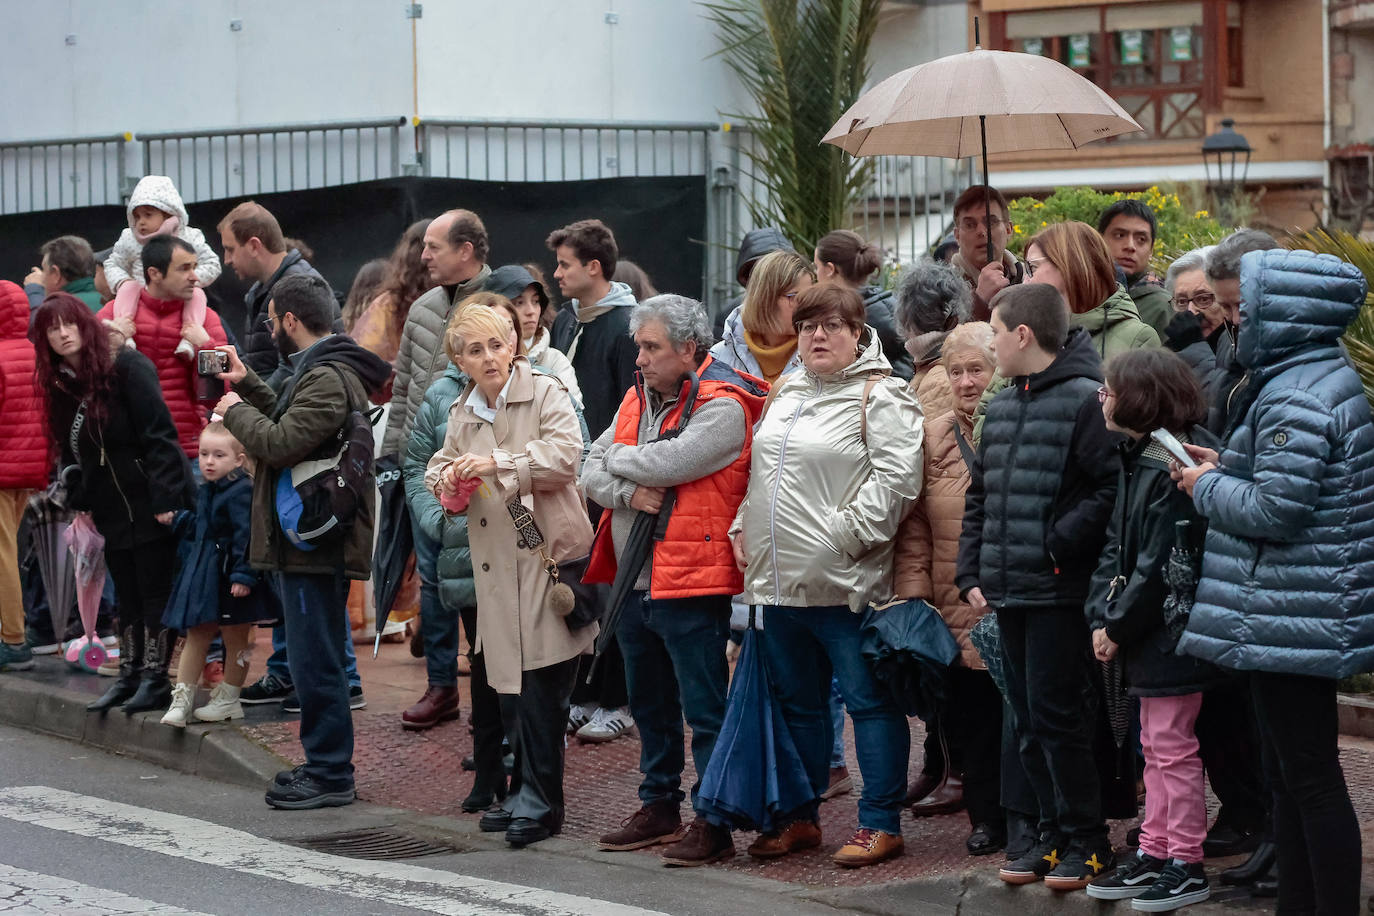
left=1206, top=229, right=1280, bottom=282
left=629, top=294, right=714, bottom=356
left=1164, top=246, right=1215, bottom=292
left=894, top=261, right=972, bottom=337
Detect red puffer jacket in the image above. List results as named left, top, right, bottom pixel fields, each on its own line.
left=96, top=291, right=228, bottom=457
left=0, top=280, right=49, bottom=489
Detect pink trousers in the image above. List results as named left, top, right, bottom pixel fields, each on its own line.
left=1138, top=692, right=1207, bottom=864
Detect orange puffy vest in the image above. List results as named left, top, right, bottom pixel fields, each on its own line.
left=585, top=356, right=765, bottom=599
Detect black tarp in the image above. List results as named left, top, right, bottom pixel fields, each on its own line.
left=0, top=175, right=706, bottom=340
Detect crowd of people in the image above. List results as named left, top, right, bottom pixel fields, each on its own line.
left=0, top=173, right=1370, bottom=914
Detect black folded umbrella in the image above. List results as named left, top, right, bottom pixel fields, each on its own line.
left=859, top=598, right=960, bottom=720
left=372, top=454, right=414, bottom=658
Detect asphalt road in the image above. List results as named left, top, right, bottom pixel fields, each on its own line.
left=0, top=724, right=851, bottom=916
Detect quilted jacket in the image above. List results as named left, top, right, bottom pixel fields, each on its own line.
left=0, top=280, right=50, bottom=489
left=1178, top=249, right=1374, bottom=677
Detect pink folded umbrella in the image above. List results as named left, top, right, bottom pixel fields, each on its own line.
left=62, top=514, right=109, bottom=673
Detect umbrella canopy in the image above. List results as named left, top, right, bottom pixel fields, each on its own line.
left=697, top=615, right=815, bottom=833
left=859, top=598, right=960, bottom=720
left=823, top=48, right=1142, bottom=158
left=27, top=492, right=75, bottom=643
left=372, top=455, right=414, bottom=658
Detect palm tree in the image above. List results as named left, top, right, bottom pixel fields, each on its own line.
left=703, top=0, right=883, bottom=251
left=1287, top=229, right=1374, bottom=404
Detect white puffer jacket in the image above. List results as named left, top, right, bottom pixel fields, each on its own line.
left=103, top=175, right=221, bottom=293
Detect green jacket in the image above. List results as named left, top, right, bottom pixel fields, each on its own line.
left=1126, top=274, right=1172, bottom=337
left=26, top=276, right=103, bottom=312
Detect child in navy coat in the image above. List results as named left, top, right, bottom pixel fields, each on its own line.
left=160, top=422, right=278, bottom=727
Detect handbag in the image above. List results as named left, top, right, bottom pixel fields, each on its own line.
left=506, top=497, right=600, bottom=630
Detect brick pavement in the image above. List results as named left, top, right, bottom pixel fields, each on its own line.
left=239, top=637, right=1374, bottom=895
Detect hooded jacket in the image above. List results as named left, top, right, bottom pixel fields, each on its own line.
left=95, top=291, right=229, bottom=457
left=732, top=329, right=925, bottom=612
left=222, top=334, right=393, bottom=578
left=713, top=227, right=797, bottom=339
left=0, top=281, right=48, bottom=489
left=104, top=176, right=221, bottom=293
left=956, top=326, right=1121, bottom=609
left=1178, top=249, right=1374, bottom=678
left=859, top=286, right=915, bottom=381
left=550, top=281, right=639, bottom=440
left=709, top=303, right=804, bottom=381
left=1126, top=272, right=1173, bottom=336
left=240, top=250, right=341, bottom=381
left=380, top=266, right=492, bottom=456
left=526, top=327, right=583, bottom=407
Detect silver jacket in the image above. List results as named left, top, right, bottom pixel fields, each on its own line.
left=732, top=328, right=925, bottom=612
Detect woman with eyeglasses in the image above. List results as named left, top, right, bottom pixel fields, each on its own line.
left=1159, top=247, right=1240, bottom=418
left=710, top=250, right=815, bottom=385
left=813, top=230, right=915, bottom=381
left=729, top=284, right=923, bottom=868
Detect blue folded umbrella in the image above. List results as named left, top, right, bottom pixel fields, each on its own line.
left=697, top=615, right=816, bottom=833
left=859, top=598, right=960, bottom=720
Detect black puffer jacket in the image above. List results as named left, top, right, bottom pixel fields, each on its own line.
left=859, top=286, right=914, bottom=381
left=241, top=250, right=342, bottom=380
left=956, top=327, right=1120, bottom=608
left=550, top=290, right=639, bottom=440
left=1086, top=430, right=1222, bottom=696
left=50, top=349, right=194, bottom=550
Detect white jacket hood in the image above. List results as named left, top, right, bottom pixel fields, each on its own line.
left=126, top=175, right=189, bottom=230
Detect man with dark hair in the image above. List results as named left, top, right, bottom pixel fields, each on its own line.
left=214, top=273, right=392, bottom=810
left=1097, top=199, right=1171, bottom=335
left=217, top=200, right=339, bottom=382
left=950, top=185, right=1025, bottom=321
left=958, top=282, right=1121, bottom=891
left=23, top=235, right=101, bottom=311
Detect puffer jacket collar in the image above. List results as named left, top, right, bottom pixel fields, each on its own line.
left=1236, top=248, right=1368, bottom=373
left=1072, top=287, right=1142, bottom=348
left=0, top=280, right=27, bottom=339
left=1014, top=326, right=1104, bottom=395
left=714, top=303, right=804, bottom=380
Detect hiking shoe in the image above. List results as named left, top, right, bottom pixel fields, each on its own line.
left=660, top=817, right=735, bottom=867
left=599, top=801, right=683, bottom=851
left=833, top=827, right=904, bottom=867
left=567, top=703, right=594, bottom=734
left=0, top=642, right=35, bottom=671
left=998, top=832, right=1063, bottom=885
left=576, top=706, right=634, bottom=743
left=281, top=685, right=365, bottom=714
left=240, top=673, right=292, bottom=705
left=1131, top=861, right=1210, bottom=911
left=159, top=683, right=195, bottom=728
left=821, top=765, right=852, bottom=800
left=747, top=820, right=822, bottom=860
left=1044, top=840, right=1116, bottom=891
left=264, top=772, right=355, bottom=810
left=1087, top=850, right=1168, bottom=900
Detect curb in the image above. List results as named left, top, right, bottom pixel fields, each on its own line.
left=0, top=671, right=289, bottom=789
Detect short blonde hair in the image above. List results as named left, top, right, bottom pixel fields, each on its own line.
left=444, top=301, right=516, bottom=365
left=941, top=321, right=995, bottom=370
left=742, top=250, right=815, bottom=338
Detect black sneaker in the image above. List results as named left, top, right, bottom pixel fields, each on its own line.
left=264, top=772, right=355, bottom=810
left=1131, top=860, right=1210, bottom=912
left=1087, top=850, right=1168, bottom=900
left=280, top=686, right=366, bottom=714
left=998, top=832, right=1063, bottom=885
left=240, top=673, right=293, bottom=705
left=1044, top=840, right=1116, bottom=891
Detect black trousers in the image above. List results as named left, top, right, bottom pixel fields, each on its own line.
left=1251, top=672, right=1361, bottom=916
left=1196, top=675, right=1268, bottom=833
left=947, top=666, right=1003, bottom=828
left=460, top=605, right=507, bottom=799
left=497, top=656, right=580, bottom=826
left=997, top=605, right=1105, bottom=843
left=104, top=539, right=176, bottom=632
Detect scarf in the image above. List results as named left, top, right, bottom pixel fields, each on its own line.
left=742, top=330, right=797, bottom=384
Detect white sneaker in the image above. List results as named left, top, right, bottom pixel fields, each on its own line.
left=567, top=702, right=595, bottom=735
left=160, top=684, right=195, bottom=728
left=576, top=706, right=635, bottom=744
left=194, top=683, right=244, bottom=722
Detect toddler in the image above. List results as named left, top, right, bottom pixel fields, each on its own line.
left=160, top=423, right=279, bottom=727
left=106, top=175, right=220, bottom=359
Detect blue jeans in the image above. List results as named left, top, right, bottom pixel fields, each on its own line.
left=618, top=592, right=730, bottom=814
left=760, top=605, right=909, bottom=835
left=410, top=513, right=458, bottom=686
left=829, top=677, right=846, bottom=768
left=276, top=571, right=354, bottom=784
left=267, top=589, right=360, bottom=688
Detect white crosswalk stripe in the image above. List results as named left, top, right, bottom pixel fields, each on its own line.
left=0, top=786, right=668, bottom=916
left=0, top=863, right=210, bottom=914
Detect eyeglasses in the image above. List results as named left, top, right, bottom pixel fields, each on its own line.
left=262, top=314, right=280, bottom=332
left=1096, top=385, right=1114, bottom=404
left=958, top=216, right=1005, bottom=233
left=1172, top=292, right=1216, bottom=310
left=1026, top=257, right=1047, bottom=277
left=797, top=317, right=849, bottom=337
left=782, top=291, right=799, bottom=300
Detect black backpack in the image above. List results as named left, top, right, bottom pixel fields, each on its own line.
left=275, top=363, right=382, bottom=550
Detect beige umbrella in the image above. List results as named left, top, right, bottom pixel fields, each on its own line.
left=823, top=37, right=1142, bottom=260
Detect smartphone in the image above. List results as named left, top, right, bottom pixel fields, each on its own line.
left=1150, top=429, right=1198, bottom=468
left=196, top=349, right=229, bottom=378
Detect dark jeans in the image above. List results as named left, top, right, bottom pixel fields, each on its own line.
left=618, top=591, right=730, bottom=813
left=276, top=571, right=354, bottom=785
left=266, top=593, right=360, bottom=688
left=105, top=539, right=176, bottom=631
left=498, top=656, right=579, bottom=826
left=1196, top=675, right=1268, bottom=834
left=411, top=518, right=459, bottom=687
left=1251, top=672, right=1361, bottom=916
left=761, top=605, right=909, bottom=835
left=997, top=605, right=1105, bottom=844
left=948, top=666, right=1004, bottom=828
left=460, top=604, right=506, bottom=798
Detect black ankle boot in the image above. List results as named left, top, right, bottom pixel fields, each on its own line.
left=1220, top=839, right=1276, bottom=886
left=122, top=627, right=174, bottom=714
left=87, top=625, right=142, bottom=713
left=88, top=675, right=140, bottom=712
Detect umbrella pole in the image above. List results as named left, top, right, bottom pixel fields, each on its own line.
left=980, top=115, right=994, bottom=265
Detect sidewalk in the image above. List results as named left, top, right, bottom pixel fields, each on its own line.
left=4, top=638, right=1373, bottom=906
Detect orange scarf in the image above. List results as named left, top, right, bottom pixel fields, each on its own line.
left=743, top=330, right=797, bottom=385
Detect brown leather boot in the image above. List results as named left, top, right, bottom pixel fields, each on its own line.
left=598, top=800, right=682, bottom=851
left=903, top=770, right=941, bottom=807
left=910, top=772, right=965, bottom=817
left=660, top=817, right=735, bottom=867
left=746, top=820, right=822, bottom=860
left=400, top=685, right=461, bottom=730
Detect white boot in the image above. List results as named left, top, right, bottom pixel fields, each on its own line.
left=173, top=338, right=195, bottom=361
left=194, top=683, right=244, bottom=722
left=160, top=683, right=195, bottom=728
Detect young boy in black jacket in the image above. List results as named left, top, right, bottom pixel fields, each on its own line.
left=956, top=283, right=1121, bottom=891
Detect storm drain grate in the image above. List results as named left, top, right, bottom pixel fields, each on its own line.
left=289, top=827, right=463, bottom=861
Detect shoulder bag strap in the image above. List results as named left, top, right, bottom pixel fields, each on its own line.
left=952, top=421, right=977, bottom=472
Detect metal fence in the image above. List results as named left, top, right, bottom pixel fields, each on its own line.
left=0, top=134, right=128, bottom=215
left=138, top=117, right=407, bottom=203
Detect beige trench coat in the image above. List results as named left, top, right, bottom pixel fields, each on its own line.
left=425, top=359, right=595, bottom=694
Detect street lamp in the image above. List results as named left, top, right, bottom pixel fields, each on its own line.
left=1202, top=118, right=1252, bottom=220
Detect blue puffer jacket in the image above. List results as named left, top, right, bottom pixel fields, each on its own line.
left=1178, top=249, right=1374, bottom=677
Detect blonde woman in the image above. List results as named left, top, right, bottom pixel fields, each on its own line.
left=710, top=250, right=815, bottom=384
